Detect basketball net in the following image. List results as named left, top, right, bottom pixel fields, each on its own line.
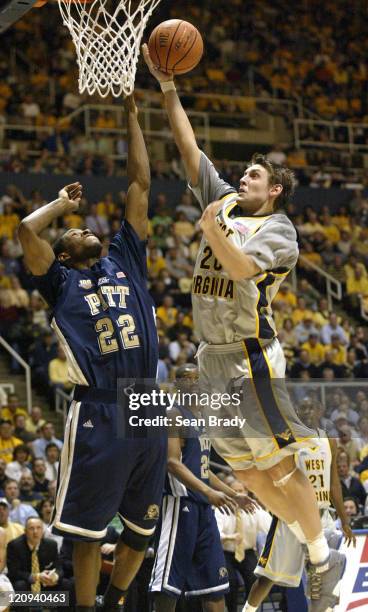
left=57, top=0, right=162, bottom=98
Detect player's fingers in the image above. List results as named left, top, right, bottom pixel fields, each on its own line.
left=142, top=44, right=155, bottom=70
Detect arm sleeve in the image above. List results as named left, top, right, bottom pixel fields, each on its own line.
left=108, top=220, right=147, bottom=279
left=189, top=152, right=236, bottom=210
left=6, top=541, right=32, bottom=583
left=31, top=260, right=69, bottom=309
left=242, top=217, right=299, bottom=272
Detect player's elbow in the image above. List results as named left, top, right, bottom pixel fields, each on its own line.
left=167, top=457, right=181, bottom=473
left=17, top=220, right=32, bottom=243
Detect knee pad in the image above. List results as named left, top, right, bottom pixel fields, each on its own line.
left=119, top=524, right=153, bottom=552
left=273, top=466, right=297, bottom=488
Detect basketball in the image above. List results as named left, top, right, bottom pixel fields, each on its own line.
left=148, top=19, right=204, bottom=75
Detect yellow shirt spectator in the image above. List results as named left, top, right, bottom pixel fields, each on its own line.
left=325, top=343, right=347, bottom=365
left=147, top=252, right=166, bottom=278
left=3, top=519, right=24, bottom=545
left=0, top=433, right=22, bottom=464
left=156, top=305, right=178, bottom=329
left=347, top=273, right=368, bottom=296
left=273, top=286, right=297, bottom=308
left=301, top=339, right=325, bottom=365
left=0, top=213, right=20, bottom=240
left=292, top=307, right=314, bottom=325
left=1, top=407, right=28, bottom=425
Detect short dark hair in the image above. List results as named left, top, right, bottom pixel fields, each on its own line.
left=45, top=443, right=58, bottom=453
left=249, top=153, right=296, bottom=210
left=13, top=444, right=30, bottom=460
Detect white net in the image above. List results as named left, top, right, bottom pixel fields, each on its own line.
left=57, top=0, right=162, bottom=98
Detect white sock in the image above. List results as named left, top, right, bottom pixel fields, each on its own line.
left=306, top=531, right=330, bottom=565
left=287, top=521, right=306, bottom=544
left=242, top=604, right=257, bottom=612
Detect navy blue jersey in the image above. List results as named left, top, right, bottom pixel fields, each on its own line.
left=32, top=221, right=158, bottom=387
left=165, top=405, right=211, bottom=504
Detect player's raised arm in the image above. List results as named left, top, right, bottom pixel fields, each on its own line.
left=142, top=44, right=201, bottom=186
left=124, top=94, right=151, bottom=240
left=18, top=183, right=82, bottom=276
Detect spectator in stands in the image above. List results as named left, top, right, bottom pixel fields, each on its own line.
left=168, top=332, right=196, bottom=364
left=317, top=350, right=346, bottom=378
left=19, top=474, right=43, bottom=508
left=335, top=497, right=360, bottom=529
left=0, top=459, right=7, bottom=493
left=346, top=263, right=368, bottom=308
left=321, top=313, right=348, bottom=345
left=5, top=444, right=32, bottom=482
left=7, top=516, right=66, bottom=594
left=215, top=481, right=271, bottom=611
left=26, top=406, right=45, bottom=435
left=13, top=414, right=36, bottom=443
left=290, top=349, right=318, bottom=378
left=0, top=497, right=24, bottom=544
left=156, top=295, right=178, bottom=329
left=4, top=479, right=38, bottom=526
left=301, top=332, right=325, bottom=365
left=337, top=453, right=366, bottom=508
left=357, top=417, right=368, bottom=451
left=1, top=392, right=27, bottom=424
left=85, top=203, right=110, bottom=238
left=294, top=317, right=319, bottom=345
left=48, top=345, right=74, bottom=399
left=291, top=296, right=313, bottom=325
left=32, top=458, right=50, bottom=498
left=327, top=333, right=348, bottom=365
left=44, top=444, right=60, bottom=483
left=29, top=331, right=57, bottom=392
left=37, top=497, right=63, bottom=551
left=337, top=424, right=361, bottom=465
left=0, top=419, right=22, bottom=463
left=32, top=422, right=63, bottom=460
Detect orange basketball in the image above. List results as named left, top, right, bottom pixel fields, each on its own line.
left=148, top=19, right=203, bottom=75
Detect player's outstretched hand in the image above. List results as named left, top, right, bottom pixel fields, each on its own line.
left=235, top=494, right=258, bottom=515
left=207, top=489, right=237, bottom=514
left=342, top=523, right=356, bottom=547
left=142, top=44, right=174, bottom=83
left=58, top=182, right=82, bottom=213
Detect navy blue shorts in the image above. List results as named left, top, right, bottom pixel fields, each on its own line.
left=149, top=496, right=229, bottom=598
left=51, top=398, right=167, bottom=541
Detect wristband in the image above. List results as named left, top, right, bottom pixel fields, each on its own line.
left=160, top=81, right=176, bottom=93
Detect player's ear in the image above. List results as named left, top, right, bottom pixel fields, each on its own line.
left=57, top=252, right=71, bottom=264
left=270, top=183, right=283, bottom=199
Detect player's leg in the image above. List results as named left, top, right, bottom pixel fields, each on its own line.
left=154, top=593, right=177, bottom=612
left=73, top=541, right=101, bottom=608
left=202, top=595, right=225, bottom=612
left=185, top=505, right=229, bottom=612
left=102, top=535, right=148, bottom=611
left=50, top=400, right=131, bottom=608
left=243, top=577, right=273, bottom=611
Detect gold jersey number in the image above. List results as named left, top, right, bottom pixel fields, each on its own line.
left=95, top=315, right=140, bottom=355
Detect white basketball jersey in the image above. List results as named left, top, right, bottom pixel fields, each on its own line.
left=296, top=430, right=331, bottom=509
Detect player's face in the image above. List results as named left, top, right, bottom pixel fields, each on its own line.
left=298, top=400, right=318, bottom=428
left=61, top=229, right=102, bottom=264
left=237, top=164, right=279, bottom=213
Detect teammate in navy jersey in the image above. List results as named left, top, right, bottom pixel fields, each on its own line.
left=18, top=95, right=167, bottom=612
left=150, top=364, right=255, bottom=612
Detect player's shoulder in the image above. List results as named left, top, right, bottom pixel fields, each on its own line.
left=266, top=213, right=296, bottom=232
